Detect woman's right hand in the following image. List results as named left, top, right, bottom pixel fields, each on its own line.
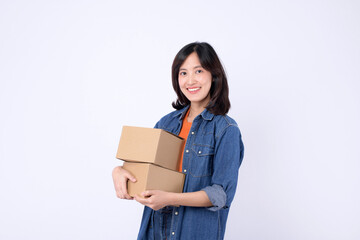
left=112, top=166, right=137, bottom=200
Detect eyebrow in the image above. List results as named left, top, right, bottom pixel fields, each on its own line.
left=179, top=65, right=203, bottom=71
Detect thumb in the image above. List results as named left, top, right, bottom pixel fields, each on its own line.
left=142, top=190, right=153, bottom=197
left=125, top=172, right=137, bottom=182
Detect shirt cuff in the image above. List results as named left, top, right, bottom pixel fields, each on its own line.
left=202, top=184, right=227, bottom=211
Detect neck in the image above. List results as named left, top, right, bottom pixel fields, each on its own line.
left=187, top=93, right=210, bottom=122
left=188, top=105, right=204, bottom=119
left=187, top=97, right=210, bottom=122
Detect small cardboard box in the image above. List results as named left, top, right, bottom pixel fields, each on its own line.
left=116, top=126, right=184, bottom=171
left=123, top=162, right=185, bottom=197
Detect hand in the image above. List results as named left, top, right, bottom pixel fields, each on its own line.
left=134, top=190, right=173, bottom=211
left=112, top=166, right=136, bottom=200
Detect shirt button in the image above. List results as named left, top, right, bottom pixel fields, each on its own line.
left=175, top=211, right=178, bottom=215
left=184, top=169, right=187, bottom=173
left=198, top=151, right=202, bottom=154
left=185, top=149, right=189, bottom=153
left=191, top=131, right=195, bottom=135
left=172, top=232, right=175, bottom=235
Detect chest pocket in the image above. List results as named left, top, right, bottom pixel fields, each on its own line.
left=189, top=144, right=214, bottom=177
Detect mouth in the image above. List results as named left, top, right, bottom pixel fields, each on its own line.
left=187, top=87, right=201, bottom=94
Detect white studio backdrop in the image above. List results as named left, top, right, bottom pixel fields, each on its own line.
left=0, top=0, right=359, bottom=239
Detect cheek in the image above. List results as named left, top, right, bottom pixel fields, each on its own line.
left=178, top=78, right=186, bottom=88
left=200, top=75, right=212, bottom=88
left=203, top=78, right=212, bottom=94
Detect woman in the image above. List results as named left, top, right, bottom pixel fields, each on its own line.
left=112, top=42, right=244, bottom=240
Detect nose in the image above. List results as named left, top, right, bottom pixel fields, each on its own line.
left=188, top=72, right=196, bottom=85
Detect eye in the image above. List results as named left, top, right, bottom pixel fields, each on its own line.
left=179, top=71, right=187, bottom=76
left=195, top=69, right=203, bottom=74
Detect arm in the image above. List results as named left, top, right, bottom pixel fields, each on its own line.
left=202, top=124, right=244, bottom=211
left=134, top=190, right=212, bottom=211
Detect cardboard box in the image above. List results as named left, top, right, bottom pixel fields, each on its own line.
left=123, top=162, right=185, bottom=197
left=116, top=126, right=184, bottom=171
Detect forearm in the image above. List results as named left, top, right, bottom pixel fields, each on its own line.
left=168, top=190, right=212, bottom=207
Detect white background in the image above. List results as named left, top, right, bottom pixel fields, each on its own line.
left=0, top=0, right=359, bottom=239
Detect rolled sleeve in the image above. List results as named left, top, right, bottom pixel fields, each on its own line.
left=202, top=184, right=227, bottom=211
left=209, top=124, right=244, bottom=210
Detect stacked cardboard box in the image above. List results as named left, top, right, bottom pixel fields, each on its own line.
left=116, top=126, right=185, bottom=197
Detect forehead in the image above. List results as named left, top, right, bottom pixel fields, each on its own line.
left=180, top=52, right=201, bottom=69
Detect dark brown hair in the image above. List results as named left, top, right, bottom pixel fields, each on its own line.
left=171, top=42, right=230, bottom=115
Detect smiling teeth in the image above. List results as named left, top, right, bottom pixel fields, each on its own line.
left=188, top=88, right=200, bottom=92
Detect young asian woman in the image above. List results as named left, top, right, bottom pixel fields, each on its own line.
left=112, top=42, right=244, bottom=240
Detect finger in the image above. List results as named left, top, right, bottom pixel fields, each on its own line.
left=141, top=190, right=154, bottom=197
left=124, top=193, right=134, bottom=200
left=124, top=172, right=137, bottom=183
left=134, top=195, right=144, bottom=204
left=135, top=195, right=148, bottom=205
left=119, top=178, right=132, bottom=199
left=121, top=180, right=133, bottom=200
left=114, top=181, right=125, bottom=199
left=115, top=184, right=123, bottom=198
left=119, top=167, right=136, bottom=182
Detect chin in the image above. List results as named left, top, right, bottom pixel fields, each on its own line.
left=189, top=98, right=206, bottom=103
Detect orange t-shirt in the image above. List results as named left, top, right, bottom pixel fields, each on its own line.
left=178, top=109, right=192, bottom=172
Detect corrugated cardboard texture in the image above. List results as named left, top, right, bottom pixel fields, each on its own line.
left=123, top=162, right=185, bottom=198
left=116, top=126, right=184, bottom=171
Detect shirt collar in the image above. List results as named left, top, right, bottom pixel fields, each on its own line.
left=174, top=106, right=189, bottom=120
left=200, top=108, right=215, bottom=121
left=175, top=105, right=215, bottom=121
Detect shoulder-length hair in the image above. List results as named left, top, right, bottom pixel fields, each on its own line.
left=171, top=42, right=230, bottom=115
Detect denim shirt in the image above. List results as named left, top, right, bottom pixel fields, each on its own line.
left=137, top=106, right=244, bottom=240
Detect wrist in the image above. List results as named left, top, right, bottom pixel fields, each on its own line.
left=167, top=192, right=180, bottom=206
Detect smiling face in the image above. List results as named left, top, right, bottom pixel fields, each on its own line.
left=178, top=52, right=212, bottom=108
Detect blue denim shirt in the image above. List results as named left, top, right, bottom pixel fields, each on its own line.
left=137, top=106, right=244, bottom=240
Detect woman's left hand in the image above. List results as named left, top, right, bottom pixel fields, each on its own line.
left=134, top=190, right=173, bottom=211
